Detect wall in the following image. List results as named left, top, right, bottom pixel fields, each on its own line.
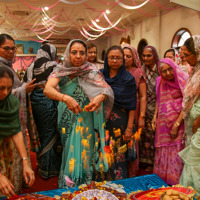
left=103, top=6, right=200, bottom=59
left=15, top=40, right=41, bottom=54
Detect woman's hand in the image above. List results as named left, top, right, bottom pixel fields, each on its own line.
left=0, top=173, right=15, bottom=197
left=138, top=118, right=145, bottom=129
left=151, top=115, right=157, bottom=130
left=85, top=94, right=106, bottom=112
left=22, top=160, right=35, bottom=187
left=63, top=95, right=81, bottom=114
left=25, top=78, right=37, bottom=93
left=124, top=129, right=132, bottom=142
left=170, top=124, right=179, bottom=139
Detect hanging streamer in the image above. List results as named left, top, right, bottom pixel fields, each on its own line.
left=115, top=0, right=149, bottom=10
left=60, top=0, right=87, bottom=5
left=20, top=0, right=60, bottom=11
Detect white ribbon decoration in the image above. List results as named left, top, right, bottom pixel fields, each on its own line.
left=60, top=0, right=87, bottom=5
left=115, top=0, right=149, bottom=10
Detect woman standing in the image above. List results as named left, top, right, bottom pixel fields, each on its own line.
left=86, top=42, right=104, bottom=69
left=139, top=45, right=160, bottom=169
left=179, top=35, right=200, bottom=195
left=153, top=58, right=188, bottom=185
left=0, top=33, right=36, bottom=193
left=122, top=44, right=146, bottom=177
left=44, top=39, right=114, bottom=187
left=0, top=66, right=35, bottom=197
left=23, top=43, right=62, bottom=178
left=101, top=45, right=137, bottom=180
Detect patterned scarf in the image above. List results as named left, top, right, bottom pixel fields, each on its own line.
left=183, top=35, right=200, bottom=118
left=50, top=39, right=114, bottom=120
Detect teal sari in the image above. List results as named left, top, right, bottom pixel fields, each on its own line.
left=58, top=76, right=108, bottom=188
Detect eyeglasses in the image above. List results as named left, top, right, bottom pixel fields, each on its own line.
left=0, top=46, right=17, bottom=52
left=108, top=57, right=123, bottom=62
left=184, top=53, right=193, bottom=57
left=70, top=50, right=86, bottom=56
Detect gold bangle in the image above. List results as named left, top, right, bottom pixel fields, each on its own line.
left=22, top=157, right=28, bottom=161
left=126, top=128, right=132, bottom=132
left=61, top=94, right=66, bottom=102
left=175, top=121, right=180, bottom=127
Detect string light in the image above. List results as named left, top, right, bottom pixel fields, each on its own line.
left=105, top=9, right=110, bottom=14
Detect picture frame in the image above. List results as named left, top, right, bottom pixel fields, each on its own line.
left=16, top=44, right=24, bottom=54
left=60, top=47, right=65, bottom=53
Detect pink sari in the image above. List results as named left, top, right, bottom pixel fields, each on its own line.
left=153, top=58, right=188, bottom=185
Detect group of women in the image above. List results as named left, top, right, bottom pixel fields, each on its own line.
left=1, top=33, right=200, bottom=197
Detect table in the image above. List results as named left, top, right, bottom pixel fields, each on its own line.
left=36, top=174, right=168, bottom=197
left=0, top=174, right=168, bottom=199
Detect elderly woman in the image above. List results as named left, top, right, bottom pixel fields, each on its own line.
left=0, top=33, right=36, bottom=193
left=101, top=45, right=137, bottom=180
left=179, top=35, right=200, bottom=194
left=153, top=58, right=188, bottom=185
left=139, top=45, right=160, bottom=170
left=23, top=43, right=62, bottom=178
left=122, top=44, right=146, bottom=177
left=0, top=66, right=35, bottom=197
left=44, top=39, right=114, bottom=187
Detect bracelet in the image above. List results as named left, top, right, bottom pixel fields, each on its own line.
left=175, top=121, right=180, bottom=127
left=139, top=115, right=145, bottom=119
left=126, top=128, right=133, bottom=132
left=61, top=94, right=66, bottom=102
left=22, top=157, right=28, bottom=161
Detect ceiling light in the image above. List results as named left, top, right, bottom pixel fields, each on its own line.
left=105, top=10, right=110, bottom=14
left=95, top=19, right=100, bottom=22
left=44, top=17, right=48, bottom=20
left=44, top=7, right=49, bottom=11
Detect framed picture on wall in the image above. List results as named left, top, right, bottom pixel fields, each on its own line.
left=60, top=47, right=65, bottom=53
left=16, top=44, right=24, bottom=54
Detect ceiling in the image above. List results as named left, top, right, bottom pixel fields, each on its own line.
left=0, top=0, right=182, bottom=44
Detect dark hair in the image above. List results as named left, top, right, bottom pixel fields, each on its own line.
left=106, top=45, right=124, bottom=57
left=0, top=34, right=15, bottom=46
left=70, top=40, right=87, bottom=52
left=0, top=66, right=14, bottom=83
left=164, top=49, right=175, bottom=58
left=86, top=42, right=97, bottom=50
left=184, top=37, right=196, bottom=55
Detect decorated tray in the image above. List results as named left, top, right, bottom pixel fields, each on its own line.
left=56, top=181, right=127, bottom=200
left=127, top=186, right=196, bottom=200
left=72, top=189, right=118, bottom=200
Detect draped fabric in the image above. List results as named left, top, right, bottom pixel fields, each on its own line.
left=164, top=48, right=181, bottom=65
left=50, top=39, right=114, bottom=121
left=0, top=56, right=31, bottom=193
left=25, top=43, right=62, bottom=178
left=24, top=43, right=58, bottom=84
left=101, top=52, right=137, bottom=110
left=153, top=58, right=188, bottom=185
left=155, top=58, right=188, bottom=147
left=0, top=93, right=21, bottom=139
left=58, top=76, right=109, bottom=187
left=139, top=45, right=160, bottom=165
left=183, top=35, right=200, bottom=118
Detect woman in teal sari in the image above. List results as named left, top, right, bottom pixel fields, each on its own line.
left=44, top=39, right=114, bottom=188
